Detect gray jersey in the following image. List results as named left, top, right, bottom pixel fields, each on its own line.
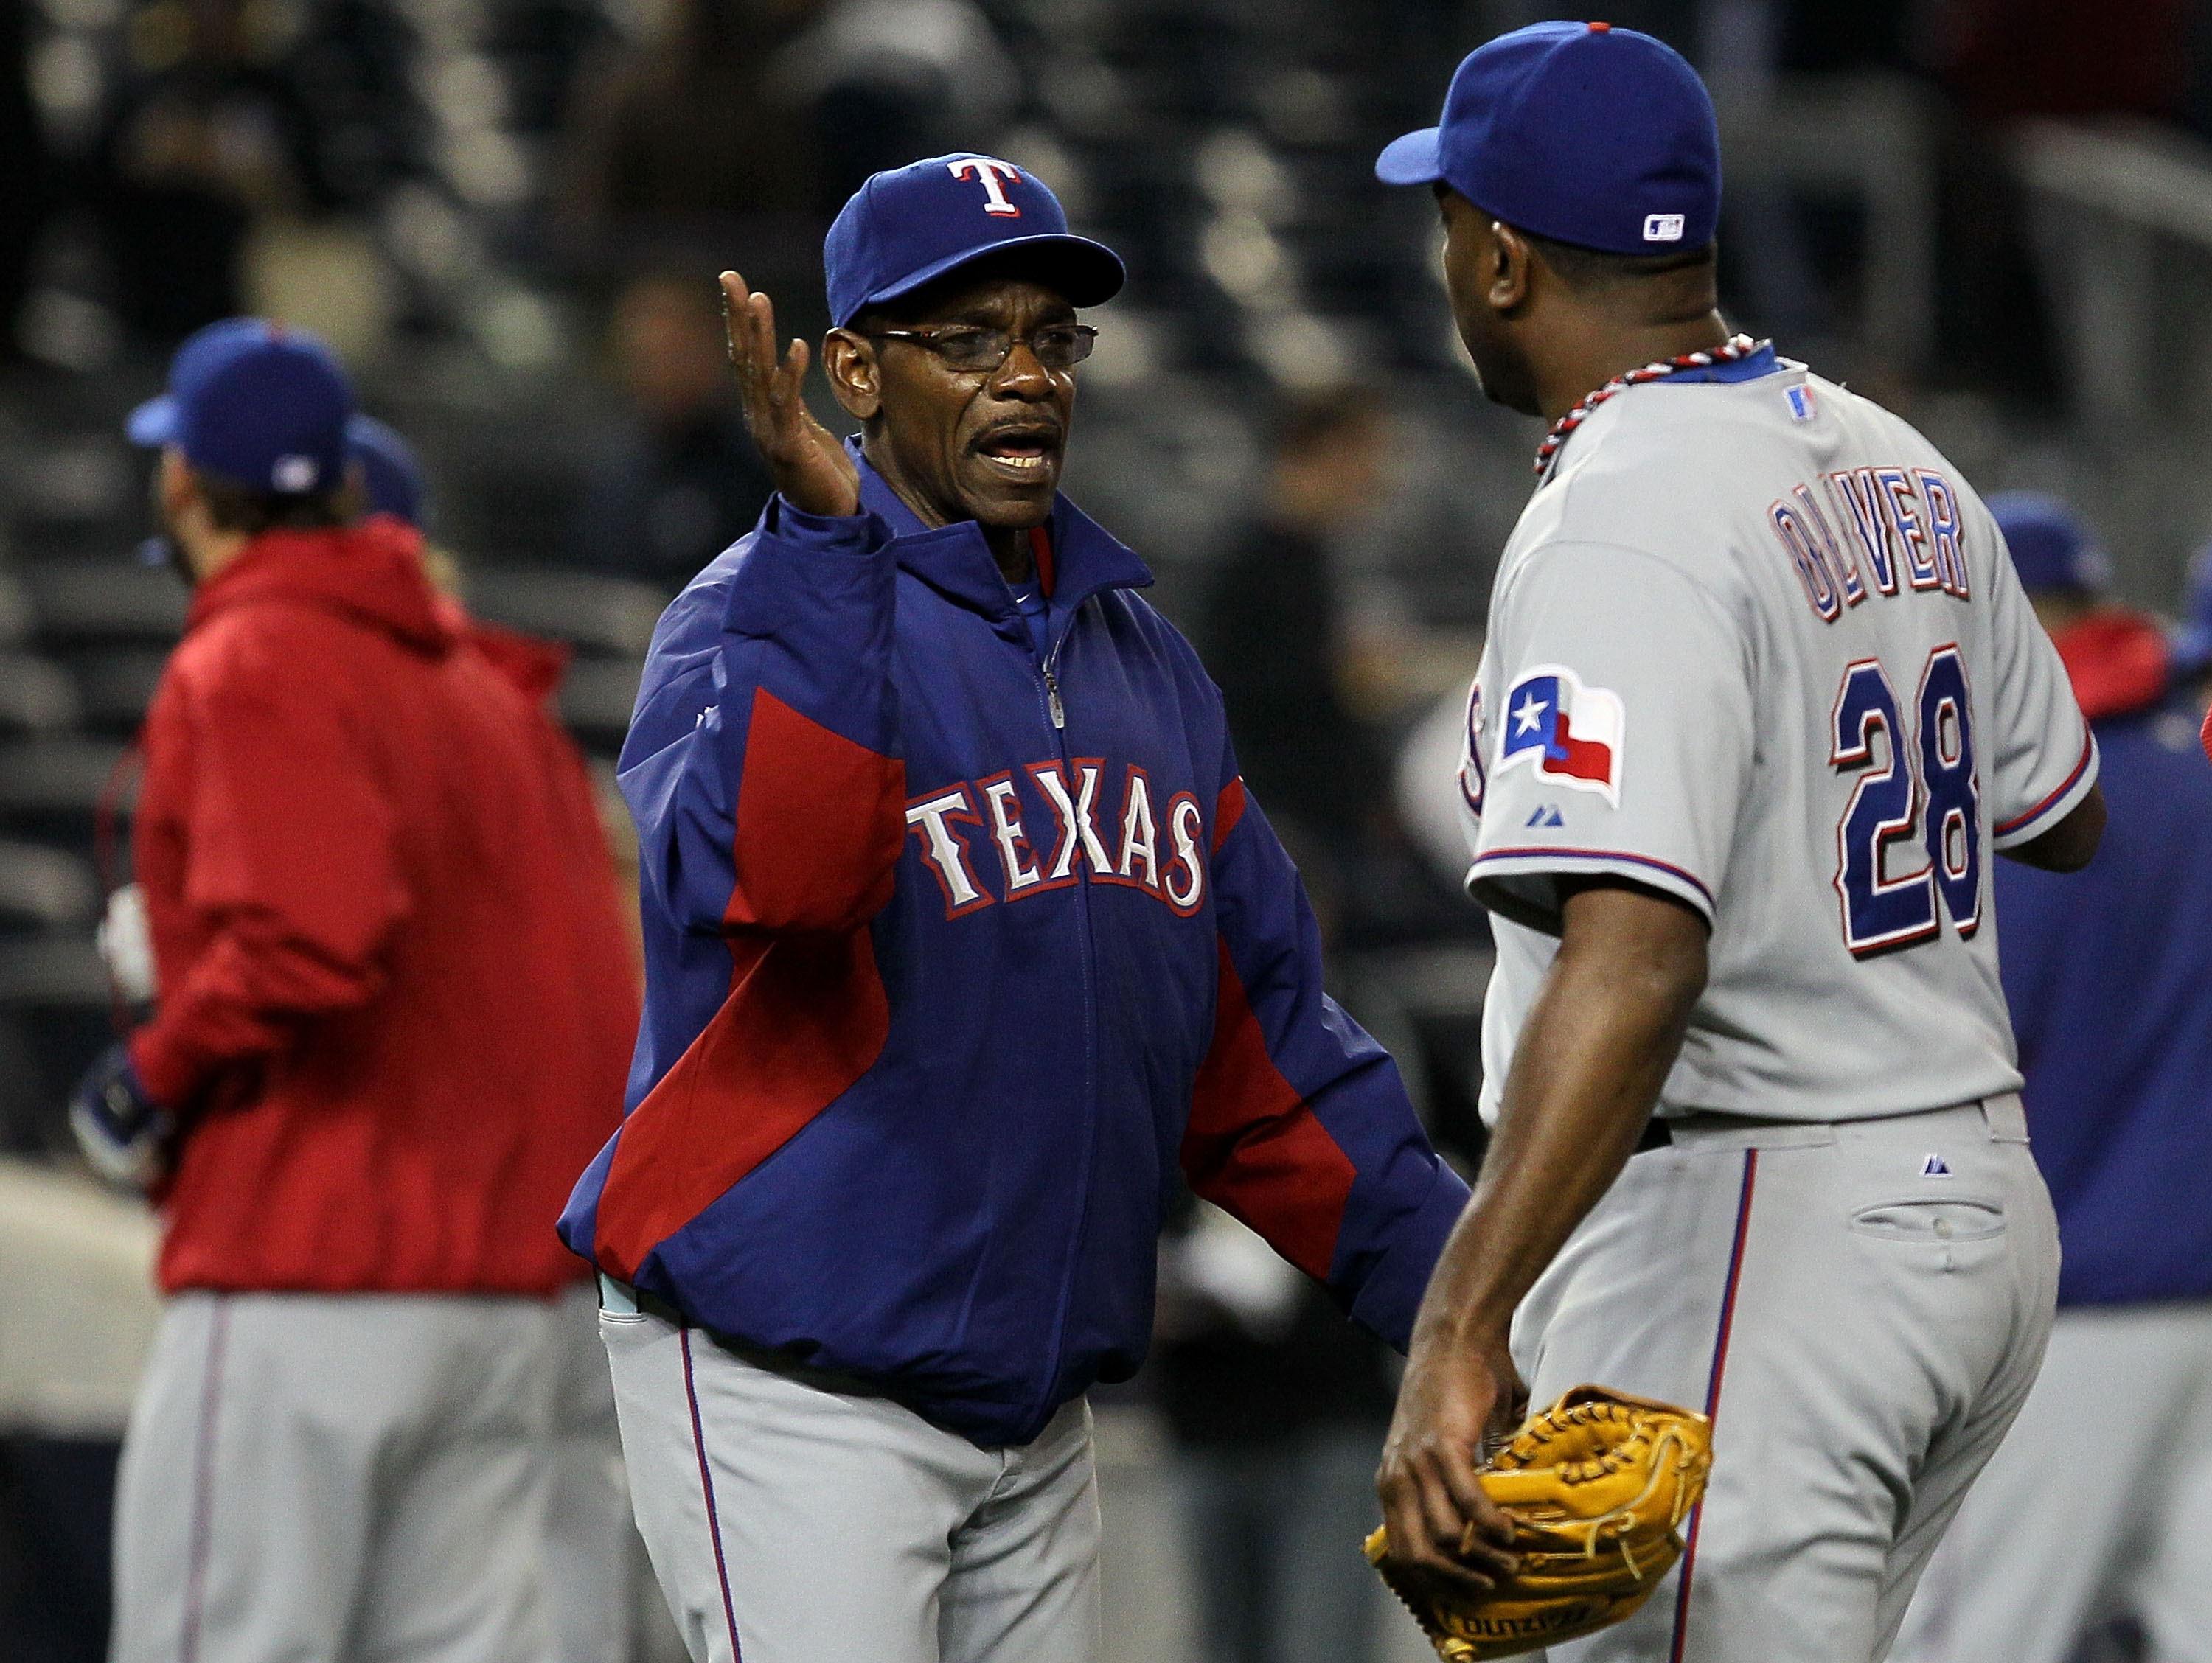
left=1461, top=362, right=2096, bottom=1123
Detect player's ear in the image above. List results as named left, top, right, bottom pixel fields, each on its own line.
left=822, top=330, right=883, bottom=421
left=159, top=447, right=201, bottom=519
left=1489, top=221, right=1533, bottom=314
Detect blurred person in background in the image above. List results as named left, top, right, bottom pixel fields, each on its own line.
left=559, top=0, right=836, bottom=343
left=2168, top=541, right=2212, bottom=717
left=559, top=0, right=1016, bottom=345
left=1155, top=1189, right=1397, bottom=1663
left=93, top=0, right=334, bottom=342
left=70, top=318, right=639, bottom=1663
left=1892, top=494, right=2212, bottom=1663
left=343, top=409, right=647, bottom=1663
left=569, top=270, right=775, bottom=590
left=1199, top=391, right=1395, bottom=884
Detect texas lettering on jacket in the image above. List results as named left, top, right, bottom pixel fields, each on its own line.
left=904, top=757, right=1208, bottom=918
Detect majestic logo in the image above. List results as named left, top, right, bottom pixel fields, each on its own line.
left=949, top=158, right=1024, bottom=217
left=1643, top=212, right=1686, bottom=243
left=904, top=759, right=1207, bottom=920
left=1920, top=1153, right=1952, bottom=1177
left=1498, top=665, right=1624, bottom=806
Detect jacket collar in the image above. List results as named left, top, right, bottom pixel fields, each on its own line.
left=849, top=437, right=1152, bottom=623
left=184, top=515, right=456, bottom=655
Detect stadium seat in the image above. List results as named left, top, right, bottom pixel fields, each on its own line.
left=558, top=656, right=644, bottom=754
left=23, top=564, right=187, bottom=650
left=466, top=568, right=667, bottom=658
left=0, top=655, right=85, bottom=738
left=0, top=741, right=131, bottom=847
left=0, top=574, right=34, bottom=649
left=0, top=845, right=99, bottom=937
left=66, top=651, right=169, bottom=740
left=0, top=937, right=117, bottom=1154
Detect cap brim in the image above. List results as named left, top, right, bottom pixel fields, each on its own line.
left=851, top=234, right=1127, bottom=324
left=126, top=395, right=178, bottom=448
left=1375, top=128, right=1444, bottom=186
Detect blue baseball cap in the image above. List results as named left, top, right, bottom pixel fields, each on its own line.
left=1375, top=21, right=1722, bottom=257
left=2170, top=540, right=2212, bottom=680
left=1991, top=492, right=2112, bottom=594
left=127, top=318, right=354, bottom=496
left=347, top=414, right=425, bottom=528
left=824, top=153, right=1124, bottom=329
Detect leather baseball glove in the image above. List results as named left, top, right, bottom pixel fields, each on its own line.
left=1365, top=1384, right=1714, bottom=1661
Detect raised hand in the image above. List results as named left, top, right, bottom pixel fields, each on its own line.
left=720, top=271, right=860, bottom=520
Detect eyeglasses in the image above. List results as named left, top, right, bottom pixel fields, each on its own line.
left=857, top=324, right=1098, bottom=373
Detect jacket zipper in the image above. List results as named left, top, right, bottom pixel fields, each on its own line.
left=1027, top=610, right=1096, bottom=1438
left=1041, top=653, right=1066, bottom=729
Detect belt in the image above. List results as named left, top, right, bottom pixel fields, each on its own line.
left=598, top=1272, right=684, bottom=1324
left=597, top=1272, right=893, bottom=1399
left=1632, top=1092, right=2027, bottom=1154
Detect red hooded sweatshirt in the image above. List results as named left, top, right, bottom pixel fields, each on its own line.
left=128, top=515, right=639, bottom=1296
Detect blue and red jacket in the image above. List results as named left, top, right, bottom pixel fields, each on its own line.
left=1999, top=609, right=2212, bottom=1308
left=559, top=446, right=1468, bottom=1446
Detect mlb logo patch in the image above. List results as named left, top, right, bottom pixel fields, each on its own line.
left=1785, top=385, right=1817, bottom=424
left=1643, top=213, right=1685, bottom=243
left=1498, top=665, right=1624, bottom=806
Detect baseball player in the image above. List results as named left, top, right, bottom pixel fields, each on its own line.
left=1889, top=496, right=2212, bottom=1663
left=555, top=154, right=1473, bottom=1663
left=1368, top=24, right=2105, bottom=1662
left=72, top=319, right=641, bottom=1663
left=345, top=408, right=647, bottom=1663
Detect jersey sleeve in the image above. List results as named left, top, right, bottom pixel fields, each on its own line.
left=128, top=649, right=408, bottom=1109
left=1467, top=541, right=1753, bottom=934
left=616, top=497, right=909, bottom=940
left=1183, top=763, right=1471, bottom=1352
left=1980, top=542, right=2098, bottom=848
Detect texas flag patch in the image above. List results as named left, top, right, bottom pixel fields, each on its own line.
left=1498, top=665, right=1625, bottom=806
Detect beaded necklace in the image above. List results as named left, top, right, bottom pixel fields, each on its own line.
left=1533, top=333, right=1767, bottom=478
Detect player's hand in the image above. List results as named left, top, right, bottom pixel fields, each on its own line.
left=719, top=271, right=860, bottom=520
left=1375, top=1322, right=1526, bottom=1603
left=69, top=1042, right=174, bottom=1193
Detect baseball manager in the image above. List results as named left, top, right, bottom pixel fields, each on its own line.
left=557, top=154, right=1472, bottom=1663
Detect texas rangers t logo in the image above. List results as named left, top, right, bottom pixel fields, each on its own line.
left=950, top=158, right=1023, bottom=217
left=1498, top=664, right=1624, bottom=806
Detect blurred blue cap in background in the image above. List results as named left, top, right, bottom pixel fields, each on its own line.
left=2170, top=540, right=2212, bottom=680
left=347, top=414, right=425, bottom=529
left=1991, top=492, right=2112, bottom=595
left=126, top=318, right=354, bottom=496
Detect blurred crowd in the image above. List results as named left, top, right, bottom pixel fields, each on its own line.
left=7, top=2, right=2212, bottom=1662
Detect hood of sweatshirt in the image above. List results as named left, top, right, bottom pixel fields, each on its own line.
left=184, top=512, right=455, bottom=655
left=2051, top=607, right=2169, bottom=722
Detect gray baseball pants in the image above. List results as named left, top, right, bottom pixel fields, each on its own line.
left=1512, top=1095, right=2059, bottom=1663
left=599, top=1283, right=1102, bottom=1663
left=545, top=1280, right=636, bottom=1663
left=111, top=1291, right=562, bottom=1663
left=1890, top=1300, right=2212, bottom=1663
